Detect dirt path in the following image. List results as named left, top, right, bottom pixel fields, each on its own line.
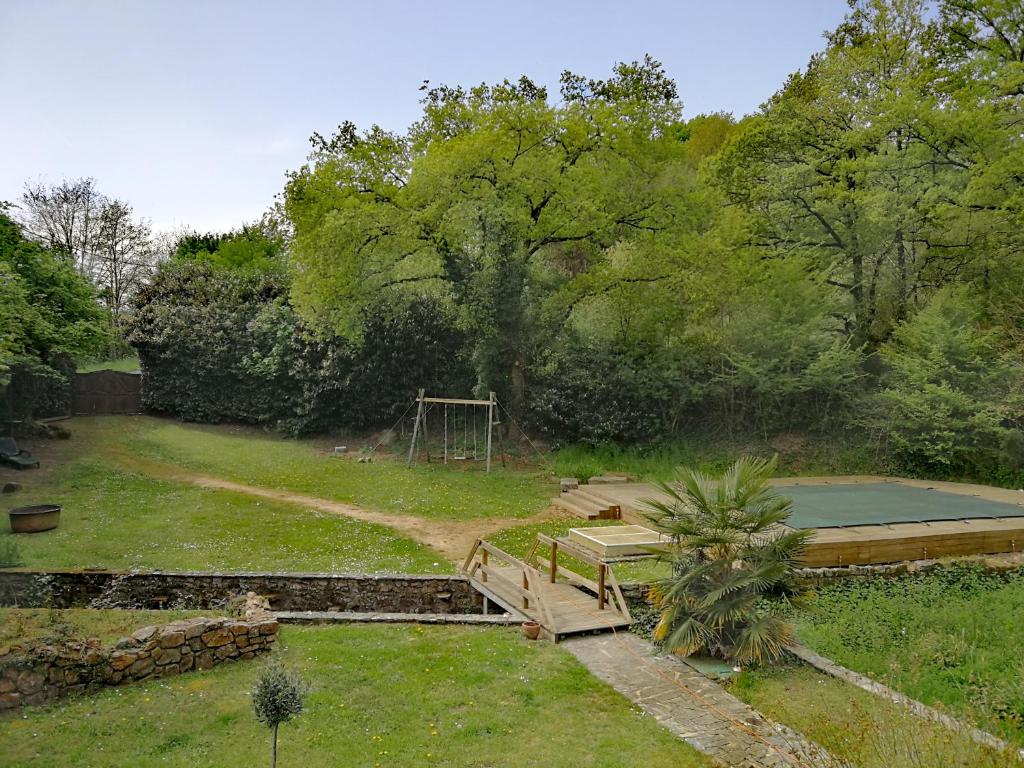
left=178, top=472, right=561, bottom=562
left=13, top=418, right=563, bottom=565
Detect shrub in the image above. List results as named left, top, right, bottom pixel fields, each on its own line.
left=127, top=262, right=471, bottom=434
left=869, top=288, right=1024, bottom=481
left=0, top=539, right=24, bottom=568
left=644, top=456, right=811, bottom=663
left=526, top=343, right=681, bottom=445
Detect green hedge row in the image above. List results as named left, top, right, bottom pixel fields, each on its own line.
left=126, top=263, right=472, bottom=435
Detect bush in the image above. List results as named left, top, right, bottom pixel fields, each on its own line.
left=127, top=262, right=471, bottom=434
left=870, top=288, right=1024, bottom=481
left=645, top=456, right=811, bottom=663
left=526, top=343, right=681, bottom=445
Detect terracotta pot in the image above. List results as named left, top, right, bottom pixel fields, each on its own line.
left=8, top=504, right=61, bottom=533
left=521, top=621, right=541, bottom=640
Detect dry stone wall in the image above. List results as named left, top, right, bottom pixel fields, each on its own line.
left=0, top=570, right=481, bottom=614
left=0, top=594, right=277, bottom=712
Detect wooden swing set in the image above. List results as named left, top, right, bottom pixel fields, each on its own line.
left=405, top=389, right=500, bottom=472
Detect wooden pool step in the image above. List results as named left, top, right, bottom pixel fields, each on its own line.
left=552, top=487, right=621, bottom=520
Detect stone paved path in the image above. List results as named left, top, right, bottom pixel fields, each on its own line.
left=563, top=632, right=842, bottom=768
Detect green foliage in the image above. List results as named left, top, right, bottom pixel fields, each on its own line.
left=0, top=213, right=112, bottom=418
left=552, top=432, right=884, bottom=483
left=870, top=287, right=1024, bottom=480
left=252, top=662, right=306, bottom=768
left=125, top=4, right=1024, bottom=490
left=285, top=57, right=696, bottom=414
left=127, top=262, right=470, bottom=434
left=645, top=457, right=812, bottom=663
left=526, top=343, right=682, bottom=445
left=174, top=222, right=285, bottom=272
left=794, top=563, right=1024, bottom=745
left=252, top=663, right=306, bottom=729
left=0, top=539, right=23, bottom=568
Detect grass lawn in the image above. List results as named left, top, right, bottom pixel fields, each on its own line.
left=84, top=416, right=554, bottom=521
left=730, top=663, right=1018, bottom=768
left=0, top=623, right=713, bottom=768
left=551, top=435, right=883, bottom=483
left=793, top=563, right=1024, bottom=746
left=0, top=608, right=206, bottom=647
left=1, top=461, right=449, bottom=573
left=76, top=356, right=141, bottom=373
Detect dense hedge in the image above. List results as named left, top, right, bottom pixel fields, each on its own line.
left=525, top=344, right=684, bottom=446
left=126, top=263, right=472, bottom=434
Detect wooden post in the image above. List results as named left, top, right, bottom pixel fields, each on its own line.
left=522, top=570, right=529, bottom=609
left=406, top=389, right=425, bottom=467
left=598, top=563, right=606, bottom=610
left=481, top=548, right=488, bottom=583
left=485, top=391, right=495, bottom=473
left=550, top=540, right=558, bottom=583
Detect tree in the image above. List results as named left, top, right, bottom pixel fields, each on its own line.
left=18, top=177, right=104, bottom=276
left=285, top=57, right=697, bottom=412
left=644, top=457, right=812, bottom=664
left=0, top=213, right=111, bottom=418
left=93, top=198, right=155, bottom=319
left=251, top=663, right=306, bottom=768
left=173, top=217, right=286, bottom=272
left=870, top=286, right=1024, bottom=477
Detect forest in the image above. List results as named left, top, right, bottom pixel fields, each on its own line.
left=3, top=0, right=1023, bottom=483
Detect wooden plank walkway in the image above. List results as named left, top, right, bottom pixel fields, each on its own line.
left=462, top=538, right=632, bottom=640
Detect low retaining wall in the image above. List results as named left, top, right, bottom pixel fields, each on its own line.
left=0, top=595, right=278, bottom=712
left=0, top=570, right=483, bottom=614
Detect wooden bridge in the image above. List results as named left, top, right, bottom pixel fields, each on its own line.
left=461, top=534, right=632, bottom=641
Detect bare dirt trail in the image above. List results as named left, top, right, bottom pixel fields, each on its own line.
left=179, top=472, right=562, bottom=562
left=21, top=417, right=563, bottom=564
left=91, top=434, right=559, bottom=563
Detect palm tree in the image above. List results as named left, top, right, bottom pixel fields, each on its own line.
left=643, top=456, right=812, bottom=664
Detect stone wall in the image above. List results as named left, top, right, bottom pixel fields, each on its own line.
left=0, top=594, right=277, bottom=712
left=0, top=570, right=482, bottom=614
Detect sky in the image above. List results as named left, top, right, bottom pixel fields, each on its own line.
left=0, top=1, right=849, bottom=234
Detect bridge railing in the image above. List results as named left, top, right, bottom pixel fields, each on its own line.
left=529, top=534, right=632, bottom=622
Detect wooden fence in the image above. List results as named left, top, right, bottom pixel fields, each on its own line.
left=71, top=371, right=142, bottom=415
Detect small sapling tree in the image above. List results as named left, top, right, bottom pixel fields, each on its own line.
left=252, top=662, right=307, bottom=768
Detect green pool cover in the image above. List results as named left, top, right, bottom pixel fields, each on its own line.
left=780, top=482, right=1024, bottom=529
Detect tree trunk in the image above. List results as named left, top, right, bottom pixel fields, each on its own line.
left=271, top=723, right=278, bottom=768
left=510, top=358, right=525, bottom=415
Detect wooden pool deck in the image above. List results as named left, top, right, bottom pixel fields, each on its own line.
left=561, top=476, right=1024, bottom=567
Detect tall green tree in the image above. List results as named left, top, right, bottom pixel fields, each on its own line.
left=285, top=57, right=698, bottom=410
left=0, top=213, right=111, bottom=417
left=712, top=0, right=1001, bottom=346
